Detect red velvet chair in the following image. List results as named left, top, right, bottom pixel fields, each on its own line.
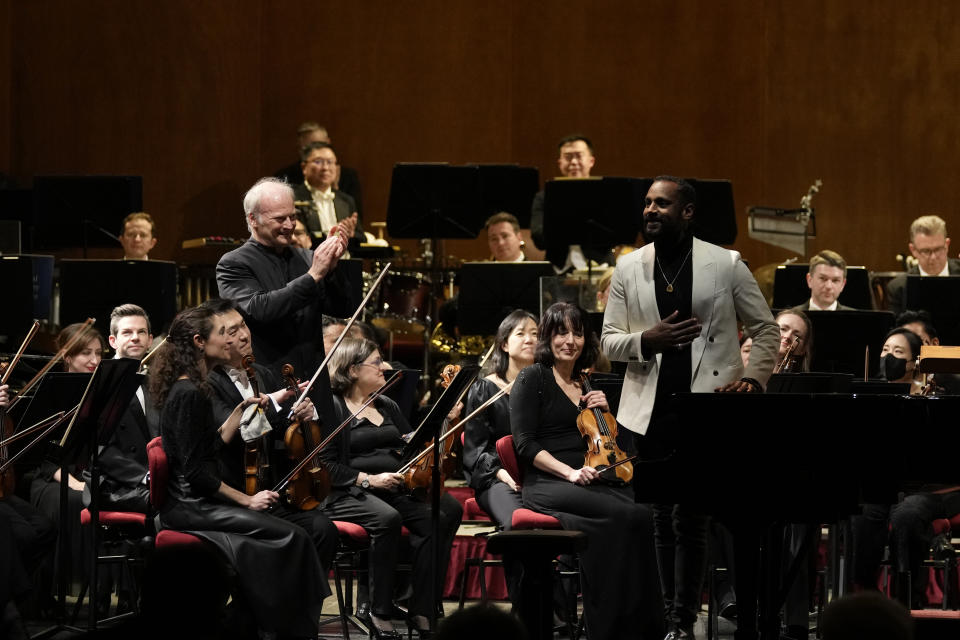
left=146, top=436, right=204, bottom=549
left=495, top=435, right=563, bottom=530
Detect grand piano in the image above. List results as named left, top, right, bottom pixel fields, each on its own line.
left=633, top=390, right=960, bottom=640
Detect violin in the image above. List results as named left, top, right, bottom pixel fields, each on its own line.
left=576, top=373, right=633, bottom=484
left=400, top=364, right=460, bottom=499
left=281, top=364, right=332, bottom=510
left=241, top=354, right=271, bottom=496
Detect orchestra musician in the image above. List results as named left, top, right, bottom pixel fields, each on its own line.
left=30, top=323, right=106, bottom=588
left=601, top=176, right=778, bottom=639
left=149, top=305, right=327, bottom=639
left=462, top=309, right=537, bottom=604
left=877, top=327, right=923, bottom=393
left=119, top=212, right=158, bottom=261
left=275, top=121, right=364, bottom=216
left=292, top=218, right=314, bottom=250
left=216, top=177, right=352, bottom=431
left=510, top=301, right=664, bottom=640
left=91, top=304, right=158, bottom=514
left=291, top=141, right=363, bottom=247
left=321, top=338, right=463, bottom=639
left=775, top=310, right=813, bottom=372
left=789, top=250, right=853, bottom=312
left=886, top=215, right=960, bottom=316
left=201, top=297, right=339, bottom=575
left=485, top=212, right=525, bottom=262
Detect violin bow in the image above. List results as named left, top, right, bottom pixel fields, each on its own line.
left=398, top=380, right=513, bottom=474
left=9, top=318, right=96, bottom=412
left=272, top=371, right=403, bottom=493
left=1, top=321, right=40, bottom=386
left=289, top=263, right=392, bottom=413
left=0, top=405, right=79, bottom=473
left=596, top=454, right=638, bottom=476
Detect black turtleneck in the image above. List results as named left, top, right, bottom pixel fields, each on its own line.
left=652, top=234, right=694, bottom=408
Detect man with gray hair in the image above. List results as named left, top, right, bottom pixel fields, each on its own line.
left=217, top=178, right=352, bottom=431
left=886, top=215, right=960, bottom=315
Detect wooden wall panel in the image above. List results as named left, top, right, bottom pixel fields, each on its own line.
left=0, top=0, right=10, bottom=178
left=5, top=1, right=960, bottom=277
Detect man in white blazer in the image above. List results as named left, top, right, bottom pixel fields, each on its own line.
left=601, top=176, right=778, bottom=640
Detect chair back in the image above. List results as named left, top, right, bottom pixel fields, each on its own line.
left=495, top=435, right=523, bottom=483
left=146, top=436, right=169, bottom=510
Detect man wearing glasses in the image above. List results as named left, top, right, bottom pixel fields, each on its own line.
left=886, top=215, right=960, bottom=315
left=293, top=141, right=363, bottom=248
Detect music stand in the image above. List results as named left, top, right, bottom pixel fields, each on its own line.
left=457, top=262, right=555, bottom=335
left=766, top=372, right=853, bottom=394
left=400, top=364, right=479, bottom=630
left=56, top=358, right=142, bottom=631
left=386, top=163, right=485, bottom=241
left=542, top=177, right=645, bottom=274
left=688, top=178, right=738, bottom=246
left=904, top=275, right=960, bottom=346
left=59, top=259, right=178, bottom=334
left=0, top=254, right=54, bottom=349
left=476, top=165, right=540, bottom=228
left=800, top=310, right=895, bottom=377
left=32, top=175, right=143, bottom=254
left=772, top=264, right=874, bottom=309
left=11, top=373, right=91, bottom=472
left=383, top=368, right=422, bottom=424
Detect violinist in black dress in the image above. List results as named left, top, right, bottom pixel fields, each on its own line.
left=320, top=338, right=462, bottom=639
left=150, top=306, right=327, bottom=638
left=511, top=302, right=664, bottom=640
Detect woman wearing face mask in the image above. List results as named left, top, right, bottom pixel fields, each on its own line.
left=878, top=328, right=923, bottom=394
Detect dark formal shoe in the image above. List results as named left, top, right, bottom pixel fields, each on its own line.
left=369, top=615, right=402, bottom=640
left=781, top=625, right=807, bottom=640
left=407, top=614, right=433, bottom=639
left=664, top=628, right=695, bottom=640
left=356, top=601, right=371, bottom=622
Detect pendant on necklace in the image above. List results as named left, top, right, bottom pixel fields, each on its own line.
left=666, top=284, right=674, bottom=293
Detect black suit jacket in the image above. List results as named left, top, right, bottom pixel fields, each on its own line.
left=788, top=300, right=855, bottom=313
left=95, top=385, right=159, bottom=513
left=215, top=239, right=351, bottom=432
left=885, top=257, right=960, bottom=316
left=291, top=183, right=364, bottom=246
left=207, top=364, right=289, bottom=491
left=530, top=189, right=615, bottom=269
left=276, top=163, right=364, bottom=216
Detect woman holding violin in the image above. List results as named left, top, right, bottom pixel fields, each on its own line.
left=149, top=306, right=327, bottom=639
left=322, top=338, right=463, bottom=639
left=510, top=302, right=664, bottom=640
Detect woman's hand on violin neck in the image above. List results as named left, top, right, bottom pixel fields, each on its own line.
left=566, top=466, right=599, bottom=485
left=291, top=398, right=316, bottom=422
left=447, top=401, right=464, bottom=422
left=579, top=390, right=609, bottom=412
left=496, top=468, right=520, bottom=492
left=248, top=490, right=279, bottom=511
left=0, top=384, right=9, bottom=407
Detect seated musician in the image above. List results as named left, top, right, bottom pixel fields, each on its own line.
left=201, top=298, right=338, bottom=574
left=292, top=218, right=314, bottom=250
left=790, top=250, right=852, bottom=312
left=29, top=322, right=105, bottom=588
left=292, top=141, right=363, bottom=247
left=322, top=338, right=463, bottom=639
left=510, top=301, right=664, bottom=640
left=775, top=309, right=813, bottom=372
left=462, top=310, right=537, bottom=602
left=119, top=212, right=157, bottom=261
left=896, top=310, right=960, bottom=394
left=148, top=306, right=327, bottom=638
left=878, top=327, right=924, bottom=394
left=886, top=215, right=960, bottom=316
left=91, top=304, right=158, bottom=514
left=485, top=212, right=525, bottom=262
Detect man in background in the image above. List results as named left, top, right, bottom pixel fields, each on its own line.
left=275, top=121, right=363, bottom=215
left=119, top=212, right=157, bottom=260
left=886, top=215, right=960, bottom=315
left=790, top=250, right=853, bottom=312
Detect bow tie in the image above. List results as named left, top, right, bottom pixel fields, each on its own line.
left=226, top=368, right=250, bottom=387
left=316, top=190, right=336, bottom=202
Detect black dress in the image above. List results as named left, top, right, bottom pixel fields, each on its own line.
left=158, top=379, right=327, bottom=637
left=320, top=395, right=462, bottom=619
left=510, top=363, right=664, bottom=640
left=463, top=377, right=523, bottom=529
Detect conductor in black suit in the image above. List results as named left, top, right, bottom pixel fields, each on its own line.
left=216, top=177, right=351, bottom=432
left=291, top=141, right=364, bottom=249
left=93, top=303, right=159, bottom=513
left=201, top=298, right=339, bottom=573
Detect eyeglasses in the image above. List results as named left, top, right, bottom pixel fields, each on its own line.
left=357, top=358, right=384, bottom=369
left=309, top=158, right=337, bottom=167
left=915, top=245, right=947, bottom=258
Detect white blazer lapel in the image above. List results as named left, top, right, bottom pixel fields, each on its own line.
left=690, top=239, right=716, bottom=377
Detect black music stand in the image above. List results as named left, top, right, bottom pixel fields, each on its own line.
left=687, top=178, right=738, bottom=246
left=400, top=364, right=479, bottom=630
left=542, top=177, right=645, bottom=275
left=457, top=262, right=555, bottom=335
left=383, top=368, right=422, bottom=425
left=799, top=310, right=895, bottom=376
left=32, top=175, right=142, bottom=254
left=11, top=373, right=92, bottom=472
left=59, top=259, right=178, bottom=334
left=386, top=164, right=485, bottom=242
left=905, top=275, right=960, bottom=345
left=55, top=358, right=142, bottom=632
left=476, top=164, right=540, bottom=228
left=772, top=264, right=874, bottom=309
left=766, top=372, right=853, bottom=394
left=0, top=254, right=54, bottom=349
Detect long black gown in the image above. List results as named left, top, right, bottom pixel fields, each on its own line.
left=510, top=363, right=664, bottom=640
left=158, top=379, right=327, bottom=637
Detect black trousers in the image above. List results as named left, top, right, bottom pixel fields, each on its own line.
left=321, top=489, right=462, bottom=618
left=476, top=482, right=524, bottom=604
left=0, top=495, right=56, bottom=577
left=273, top=503, right=340, bottom=571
